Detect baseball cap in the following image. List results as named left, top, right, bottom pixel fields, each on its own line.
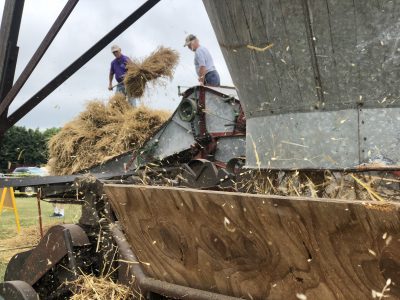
left=111, top=45, right=121, bottom=52
left=184, top=34, right=196, bottom=47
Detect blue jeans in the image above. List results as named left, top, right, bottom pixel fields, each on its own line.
left=128, top=98, right=139, bottom=107
left=205, top=70, right=220, bottom=86
left=116, top=82, right=126, bottom=95
left=115, top=83, right=138, bottom=107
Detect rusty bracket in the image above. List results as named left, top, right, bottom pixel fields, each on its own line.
left=4, top=224, right=90, bottom=285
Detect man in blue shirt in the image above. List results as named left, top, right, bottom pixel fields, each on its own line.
left=184, top=34, right=220, bottom=87
left=108, top=45, right=132, bottom=95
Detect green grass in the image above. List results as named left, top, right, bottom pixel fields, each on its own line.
left=0, top=197, right=81, bottom=281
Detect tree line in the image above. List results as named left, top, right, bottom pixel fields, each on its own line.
left=0, top=126, right=59, bottom=172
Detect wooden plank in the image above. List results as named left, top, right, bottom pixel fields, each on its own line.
left=307, top=0, right=339, bottom=108
left=276, top=0, right=320, bottom=111
left=353, top=0, right=384, bottom=106
left=105, top=184, right=400, bottom=300
left=240, top=0, right=297, bottom=114
left=201, top=0, right=248, bottom=108
left=325, top=0, right=359, bottom=108
left=203, top=0, right=276, bottom=114
left=308, top=0, right=361, bottom=110
left=354, top=0, right=400, bottom=108
left=204, top=0, right=321, bottom=116
left=238, top=0, right=286, bottom=113
left=203, top=0, right=400, bottom=114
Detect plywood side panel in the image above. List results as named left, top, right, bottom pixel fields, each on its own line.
left=105, top=184, right=400, bottom=299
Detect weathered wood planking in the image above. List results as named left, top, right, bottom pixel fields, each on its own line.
left=105, top=184, right=400, bottom=300
left=203, top=0, right=400, bottom=115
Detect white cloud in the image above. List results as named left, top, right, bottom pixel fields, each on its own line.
left=0, top=0, right=232, bottom=129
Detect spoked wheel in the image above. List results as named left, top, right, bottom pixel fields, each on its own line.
left=0, top=281, right=39, bottom=300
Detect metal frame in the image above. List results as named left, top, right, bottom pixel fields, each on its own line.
left=0, top=0, right=162, bottom=135
left=192, top=86, right=245, bottom=166
left=0, top=0, right=79, bottom=118
left=0, top=171, right=135, bottom=188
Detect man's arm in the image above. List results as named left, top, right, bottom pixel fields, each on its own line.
left=196, top=49, right=207, bottom=85
left=198, top=66, right=207, bottom=85
left=108, top=72, right=114, bottom=90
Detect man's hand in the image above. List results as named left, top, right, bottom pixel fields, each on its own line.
left=109, top=72, right=114, bottom=91
left=198, top=75, right=205, bottom=86
left=198, top=66, right=206, bottom=86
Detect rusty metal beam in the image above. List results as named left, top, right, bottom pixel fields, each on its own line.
left=0, top=0, right=24, bottom=136
left=0, top=170, right=135, bottom=188
left=5, top=0, right=161, bottom=130
left=0, top=0, right=24, bottom=97
left=0, top=0, right=79, bottom=118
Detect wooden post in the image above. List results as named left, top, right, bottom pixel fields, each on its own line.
left=36, top=188, right=43, bottom=238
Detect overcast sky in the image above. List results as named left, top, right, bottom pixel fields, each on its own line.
left=0, top=0, right=233, bottom=129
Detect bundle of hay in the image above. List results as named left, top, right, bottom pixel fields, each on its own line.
left=70, top=275, right=135, bottom=300
left=48, top=94, right=170, bottom=175
left=124, top=46, right=179, bottom=98
left=237, top=170, right=400, bottom=202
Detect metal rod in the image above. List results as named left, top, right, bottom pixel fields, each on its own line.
left=36, top=188, right=43, bottom=238
left=0, top=0, right=79, bottom=117
left=5, top=0, right=161, bottom=130
left=0, top=170, right=136, bottom=188
left=63, top=228, right=78, bottom=279
left=111, top=225, right=240, bottom=300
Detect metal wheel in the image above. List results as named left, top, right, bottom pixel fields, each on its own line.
left=226, top=157, right=246, bottom=175
left=0, top=281, right=39, bottom=300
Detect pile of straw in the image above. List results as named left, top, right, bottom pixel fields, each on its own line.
left=70, top=274, right=136, bottom=300
left=48, top=94, right=170, bottom=175
left=236, top=170, right=400, bottom=201
left=124, top=46, right=179, bottom=98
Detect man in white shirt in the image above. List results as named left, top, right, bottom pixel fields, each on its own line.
left=184, top=34, right=220, bottom=86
